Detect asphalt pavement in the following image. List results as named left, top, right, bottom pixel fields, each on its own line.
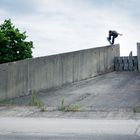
left=0, top=118, right=140, bottom=140
left=0, top=134, right=140, bottom=140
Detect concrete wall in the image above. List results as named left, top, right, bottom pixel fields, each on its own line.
left=0, top=44, right=120, bottom=100
left=137, top=43, right=140, bottom=71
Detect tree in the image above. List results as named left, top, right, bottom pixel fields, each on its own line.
left=0, top=19, right=33, bottom=64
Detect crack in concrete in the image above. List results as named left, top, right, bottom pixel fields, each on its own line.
left=134, top=124, right=140, bottom=136
left=75, top=93, right=91, bottom=102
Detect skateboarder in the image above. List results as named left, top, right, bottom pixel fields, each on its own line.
left=107, top=30, right=123, bottom=45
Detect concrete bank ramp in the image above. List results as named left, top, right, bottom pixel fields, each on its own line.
left=9, top=71, right=140, bottom=113
left=40, top=71, right=140, bottom=112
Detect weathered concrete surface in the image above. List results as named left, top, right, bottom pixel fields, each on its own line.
left=0, top=45, right=120, bottom=100
left=1, top=118, right=139, bottom=135
left=24, top=72, right=140, bottom=111
left=0, top=105, right=140, bottom=119
left=0, top=71, right=140, bottom=119
left=137, top=43, right=140, bottom=71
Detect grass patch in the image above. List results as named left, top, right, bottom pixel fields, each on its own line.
left=133, top=106, right=140, bottom=113
left=0, top=98, right=17, bottom=105
left=60, top=97, right=80, bottom=112
left=29, top=90, right=47, bottom=112
left=66, top=103, right=80, bottom=112
left=60, top=97, right=65, bottom=111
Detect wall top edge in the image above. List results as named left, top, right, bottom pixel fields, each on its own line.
left=0, top=44, right=120, bottom=66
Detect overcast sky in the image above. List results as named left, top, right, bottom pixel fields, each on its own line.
left=0, top=0, right=140, bottom=57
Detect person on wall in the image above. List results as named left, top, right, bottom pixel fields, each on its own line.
left=107, top=30, right=123, bottom=45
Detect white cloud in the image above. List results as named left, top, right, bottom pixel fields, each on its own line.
left=0, top=0, right=140, bottom=57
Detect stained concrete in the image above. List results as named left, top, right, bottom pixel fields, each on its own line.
left=0, top=45, right=120, bottom=100
left=23, top=72, right=140, bottom=111
left=1, top=71, right=140, bottom=119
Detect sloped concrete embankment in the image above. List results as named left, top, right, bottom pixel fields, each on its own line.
left=0, top=45, right=120, bottom=100
left=1, top=71, right=140, bottom=119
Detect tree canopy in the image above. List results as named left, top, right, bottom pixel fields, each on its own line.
left=0, top=19, right=33, bottom=64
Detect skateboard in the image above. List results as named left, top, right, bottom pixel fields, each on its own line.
left=107, top=37, right=112, bottom=45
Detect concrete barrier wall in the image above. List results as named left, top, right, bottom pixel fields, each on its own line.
left=137, top=43, right=140, bottom=71
left=0, top=44, right=120, bottom=100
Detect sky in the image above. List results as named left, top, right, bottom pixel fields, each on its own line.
left=0, top=0, right=140, bottom=57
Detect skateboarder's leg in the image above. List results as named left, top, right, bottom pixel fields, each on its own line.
left=112, top=34, right=118, bottom=45
left=112, top=36, right=117, bottom=45
left=108, top=34, right=111, bottom=41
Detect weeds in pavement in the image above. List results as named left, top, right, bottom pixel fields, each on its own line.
left=29, top=90, right=47, bottom=112
left=60, top=97, right=80, bottom=112
left=133, top=106, right=140, bottom=113
left=60, top=97, right=65, bottom=111
left=66, top=103, right=80, bottom=112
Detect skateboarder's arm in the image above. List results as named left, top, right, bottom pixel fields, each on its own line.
left=118, top=33, right=123, bottom=36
